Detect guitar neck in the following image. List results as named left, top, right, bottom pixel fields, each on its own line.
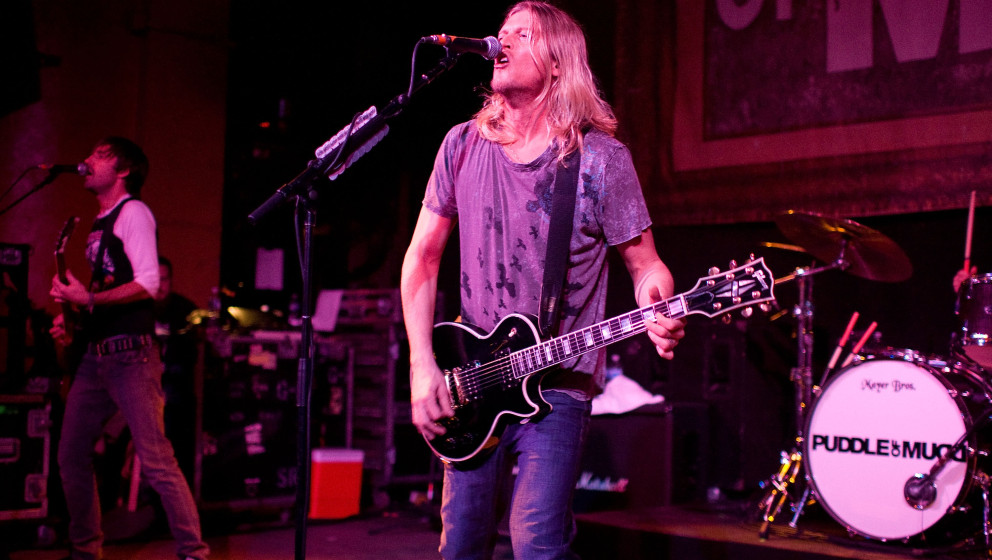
left=506, top=257, right=774, bottom=381
left=57, top=254, right=68, bottom=284
left=56, top=252, right=72, bottom=301
left=509, top=296, right=685, bottom=379
left=53, top=215, right=81, bottom=345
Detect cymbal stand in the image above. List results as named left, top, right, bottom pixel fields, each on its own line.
left=757, top=255, right=847, bottom=538
left=788, top=265, right=816, bottom=526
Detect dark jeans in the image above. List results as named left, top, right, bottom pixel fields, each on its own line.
left=439, top=391, right=591, bottom=560
left=58, top=345, right=208, bottom=560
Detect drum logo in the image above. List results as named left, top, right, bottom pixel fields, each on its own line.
left=575, top=471, right=629, bottom=493
left=860, top=378, right=915, bottom=392
left=810, top=434, right=967, bottom=462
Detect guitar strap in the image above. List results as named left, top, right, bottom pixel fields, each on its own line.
left=539, top=148, right=581, bottom=337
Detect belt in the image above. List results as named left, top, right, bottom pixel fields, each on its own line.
left=91, top=334, right=155, bottom=356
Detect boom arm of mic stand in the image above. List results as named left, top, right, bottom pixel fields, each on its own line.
left=246, top=163, right=323, bottom=225
left=246, top=54, right=463, bottom=226
left=905, top=405, right=992, bottom=509
left=927, top=409, right=991, bottom=479
left=0, top=169, right=60, bottom=218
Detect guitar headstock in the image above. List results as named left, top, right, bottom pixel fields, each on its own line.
left=683, top=255, right=776, bottom=319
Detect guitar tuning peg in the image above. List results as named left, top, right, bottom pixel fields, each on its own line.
left=748, top=253, right=756, bottom=262
left=729, top=260, right=738, bottom=269
left=760, top=303, right=773, bottom=313
left=741, top=307, right=753, bottom=318
left=721, top=315, right=732, bottom=325
left=708, top=266, right=720, bottom=275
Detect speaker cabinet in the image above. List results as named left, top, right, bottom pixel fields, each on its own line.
left=574, top=403, right=673, bottom=512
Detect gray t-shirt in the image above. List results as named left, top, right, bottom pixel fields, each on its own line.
left=424, top=121, right=652, bottom=394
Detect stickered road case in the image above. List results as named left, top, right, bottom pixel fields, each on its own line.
left=0, top=394, right=51, bottom=520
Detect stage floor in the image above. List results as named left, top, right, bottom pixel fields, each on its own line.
left=7, top=509, right=456, bottom=560
left=7, top=502, right=990, bottom=559
left=573, top=504, right=986, bottom=560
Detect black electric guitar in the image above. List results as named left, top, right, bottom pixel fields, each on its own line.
left=55, top=216, right=81, bottom=346
left=426, top=257, right=776, bottom=464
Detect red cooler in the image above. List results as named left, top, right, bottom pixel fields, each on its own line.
left=309, top=448, right=364, bottom=519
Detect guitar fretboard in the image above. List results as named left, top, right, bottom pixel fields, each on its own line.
left=508, top=296, right=687, bottom=378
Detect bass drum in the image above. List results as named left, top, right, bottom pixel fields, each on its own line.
left=805, top=355, right=991, bottom=542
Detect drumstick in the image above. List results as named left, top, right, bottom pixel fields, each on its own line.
left=820, top=311, right=860, bottom=386
left=965, top=190, right=976, bottom=273
left=840, top=321, right=878, bottom=369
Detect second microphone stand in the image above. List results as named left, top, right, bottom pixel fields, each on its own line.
left=247, top=52, right=465, bottom=560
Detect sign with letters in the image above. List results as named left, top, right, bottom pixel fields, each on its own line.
left=674, top=0, right=992, bottom=171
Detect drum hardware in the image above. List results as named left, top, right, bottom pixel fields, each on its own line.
left=976, top=472, right=992, bottom=551
left=756, top=211, right=914, bottom=539
left=755, top=263, right=822, bottom=538
left=756, top=449, right=804, bottom=538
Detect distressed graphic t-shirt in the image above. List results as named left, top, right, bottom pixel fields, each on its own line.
left=424, top=122, right=653, bottom=394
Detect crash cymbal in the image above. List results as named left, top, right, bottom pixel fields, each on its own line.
left=774, top=210, right=913, bottom=282
left=760, top=241, right=807, bottom=254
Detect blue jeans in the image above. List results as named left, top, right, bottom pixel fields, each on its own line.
left=58, top=345, right=209, bottom=560
left=439, top=391, right=591, bottom=560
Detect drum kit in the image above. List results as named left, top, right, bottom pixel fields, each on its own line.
left=755, top=210, right=992, bottom=552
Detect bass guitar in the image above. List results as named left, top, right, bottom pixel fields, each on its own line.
left=426, top=256, right=775, bottom=463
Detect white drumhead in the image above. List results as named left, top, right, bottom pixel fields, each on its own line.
left=806, top=359, right=971, bottom=540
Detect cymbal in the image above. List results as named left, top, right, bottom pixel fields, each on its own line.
left=759, top=241, right=807, bottom=254
left=774, top=210, right=913, bottom=282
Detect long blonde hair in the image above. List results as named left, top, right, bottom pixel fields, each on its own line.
left=475, top=1, right=617, bottom=162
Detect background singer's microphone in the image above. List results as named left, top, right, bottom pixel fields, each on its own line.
left=421, top=35, right=502, bottom=60
left=38, top=162, right=89, bottom=175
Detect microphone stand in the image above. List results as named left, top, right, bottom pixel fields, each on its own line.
left=246, top=53, right=463, bottom=560
left=247, top=53, right=463, bottom=225
left=0, top=169, right=62, bottom=217
left=904, top=405, right=992, bottom=508
left=902, top=405, right=992, bottom=550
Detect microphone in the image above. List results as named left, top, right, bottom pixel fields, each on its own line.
left=421, top=35, right=502, bottom=60
left=38, top=162, right=89, bottom=176
left=904, top=473, right=937, bottom=510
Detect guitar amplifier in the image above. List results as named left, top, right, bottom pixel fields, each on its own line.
left=0, top=394, right=50, bottom=520
left=573, top=403, right=673, bottom=513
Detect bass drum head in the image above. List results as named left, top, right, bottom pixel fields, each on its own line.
left=805, top=358, right=978, bottom=541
